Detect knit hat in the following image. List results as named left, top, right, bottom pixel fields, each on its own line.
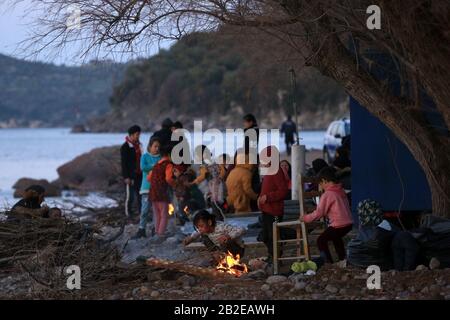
left=357, top=199, right=383, bottom=227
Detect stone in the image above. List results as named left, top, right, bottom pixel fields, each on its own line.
left=177, top=275, right=197, bottom=287
left=12, top=178, right=62, bottom=198
left=341, top=274, right=350, bottom=282
left=294, top=281, right=307, bottom=291
left=248, top=258, right=268, bottom=271
left=265, top=290, right=273, bottom=298
left=429, top=257, right=440, bottom=270
left=139, top=286, right=150, bottom=294
left=325, top=284, right=339, bottom=294
left=289, top=273, right=306, bottom=283
left=305, top=285, right=314, bottom=293
left=261, top=284, right=271, bottom=291
left=244, top=269, right=267, bottom=280
left=420, top=287, right=429, bottom=294
left=56, top=146, right=122, bottom=193
left=312, top=293, right=324, bottom=300
left=415, top=264, right=428, bottom=271
left=150, top=290, right=160, bottom=298
left=266, top=275, right=288, bottom=285
left=339, top=288, right=347, bottom=295
left=429, top=285, right=441, bottom=294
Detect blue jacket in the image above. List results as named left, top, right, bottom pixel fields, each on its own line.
left=140, top=152, right=161, bottom=193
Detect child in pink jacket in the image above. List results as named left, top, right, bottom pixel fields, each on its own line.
left=301, top=166, right=353, bottom=263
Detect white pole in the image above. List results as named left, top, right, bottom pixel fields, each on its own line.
left=291, top=144, right=306, bottom=200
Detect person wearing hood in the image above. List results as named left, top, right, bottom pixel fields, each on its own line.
left=257, top=146, right=289, bottom=260
left=151, top=118, right=173, bottom=151
left=121, top=125, right=143, bottom=219
left=225, top=150, right=258, bottom=213
left=301, top=166, right=353, bottom=263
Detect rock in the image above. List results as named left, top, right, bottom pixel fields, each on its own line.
left=177, top=275, right=197, bottom=287
left=312, top=293, right=324, bottom=300
left=305, top=285, right=314, bottom=293
left=408, top=286, right=417, bottom=293
left=165, top=236, right=182, bottom=245
left=339, top=288, right=347, bottom=295
left=429, top=285, right=441, bottom=294
left=341, top=274, right=350, bottom=282
left=12, top=178, right=62, bottom=198
left=57, top=146, right=122, bottom=192
left=150, top=290, right=160, bottom=298
left=248, top=258, right=268, bottom=271
left=140, top=286, right=150, bottom=294
left=170, top=290, right=185, bottom=295
left=261, top=284, right=271, bottom=291
left=266, top=275, right=288, bottom=285
left=289, top=273, right=306, bottom=283
left=265, top=290, right=273, bottom=298
left=71, top=124, right=88, bottom=133
left=325, top=284, right=339, bottom=294
left=420, top=287, right=429, bottom=294
left=294, top=281, right=307, bottom=291
left=244, top=269, right=267, bottom=280
left=415, top=264, right=428, bottom=271
left=429, top=257, right=440, bottom=270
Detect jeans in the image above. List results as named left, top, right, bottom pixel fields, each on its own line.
left=317, top=225, right=353, bottom=263
left=124, top=174, right=142, bottom=217
left=139, top=194, right=152, bottom=230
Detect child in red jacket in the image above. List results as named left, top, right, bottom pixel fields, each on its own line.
left=257, top=146, right=289, bottom=260
left=301, top=166, right=353, bottom=263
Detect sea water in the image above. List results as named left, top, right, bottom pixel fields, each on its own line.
left=0, top=128, right=325, bottom=209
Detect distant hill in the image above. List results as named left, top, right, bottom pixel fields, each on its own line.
left=0, top=54, right=125, bottom=128
left=88, top=29, right=348, bottom=132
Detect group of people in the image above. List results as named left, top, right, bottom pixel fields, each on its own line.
left=121, top=114, right=355, bottom=266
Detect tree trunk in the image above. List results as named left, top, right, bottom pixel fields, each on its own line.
left=308, top=32, right=450, bottom=217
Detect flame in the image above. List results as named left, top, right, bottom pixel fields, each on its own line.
left=216, top=251, right=248, bottom=277
left=183, top=206, right=189, bottom=215
left=168, top=203, right=175, bottom=216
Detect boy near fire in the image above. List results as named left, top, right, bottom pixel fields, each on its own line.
left=183, top=210, right=246, bottom=261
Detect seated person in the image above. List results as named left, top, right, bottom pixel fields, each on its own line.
left=9, top=185, right=50, bottom=219
left=10, top=185, right=62, bottom=220
left=183, top=210, right=246, bottom=260
left=301, top=167, right=353, bottom=263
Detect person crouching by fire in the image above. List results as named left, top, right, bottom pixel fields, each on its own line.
left=183, top=210, right=246, bottom=262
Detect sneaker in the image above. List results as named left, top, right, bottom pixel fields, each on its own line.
left=131, top=228, right=146, bottom=240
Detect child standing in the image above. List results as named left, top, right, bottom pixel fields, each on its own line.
left=301, top=166, right=353, bottom=263
left=183, top=210, right=246, bottom=259
left=148, top=145, right=174, bottom=237
left=133, top=137, right=161, bottom=239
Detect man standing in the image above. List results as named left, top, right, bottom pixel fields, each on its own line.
left=121, top=125, right=143, bottom=218
left=280, top=115, right=297, bottom=156
left=151, top=118, right=173, bottom=151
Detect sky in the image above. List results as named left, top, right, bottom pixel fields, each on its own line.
left=0, top=1, right=171, bottom=65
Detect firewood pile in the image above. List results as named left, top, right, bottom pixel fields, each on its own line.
left=0, top=211, right=146, bottom=293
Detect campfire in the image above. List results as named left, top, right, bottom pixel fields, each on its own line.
left=216, top=251, right=248, bottom=277
left=168, top=204, right=175, bottom=216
